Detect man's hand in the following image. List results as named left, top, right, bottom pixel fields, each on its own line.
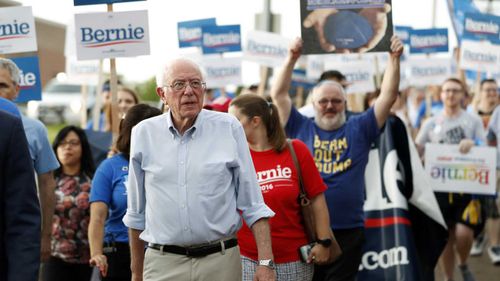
left=307, top=244, right=330, bottom=265
left=254, top=265, right=276, bottom=281
left=89, top=254, right=108, bottom=277
left=459, top=139, right=475, bottom=154
left=303, top=8, right=339, bottom=52
left=40, top=234, right=51, bottom=262
left=358, top=4, right=392, bottom=53
left=288, top=37, right=303, bottom=63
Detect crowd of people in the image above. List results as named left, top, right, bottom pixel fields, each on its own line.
left=0, top=33, right=499, bottom=281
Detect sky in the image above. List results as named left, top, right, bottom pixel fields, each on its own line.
left=12, top=0, right=484, bottom=85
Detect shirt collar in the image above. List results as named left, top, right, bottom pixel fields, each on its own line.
left=166, top=109, right=205, bottom=140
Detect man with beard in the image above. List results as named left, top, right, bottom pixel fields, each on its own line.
left=270, top=36, right=403, bottom=281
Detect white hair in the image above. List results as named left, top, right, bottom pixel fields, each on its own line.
left=310, top=80, right=346, bottom=101
left=156, top=58, right=205, bottom=88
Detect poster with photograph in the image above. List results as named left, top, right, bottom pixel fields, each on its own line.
left=300, top=0, right=393, bottom=54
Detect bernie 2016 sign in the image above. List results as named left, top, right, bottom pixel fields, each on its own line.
left=74, top=10, right=150, bottom=60
left=0, top=6, right=37, bottom=54
left=74, top=0, right=145, bottom=6
left=201, top=25, right=241, bottom=54
left=12, top=56, right=41, bottom=102
left=463, top=12, right=500, bottom=45
left=178, top=18, right=216, bottom=48
left=409, top=28, right=448, bottom=54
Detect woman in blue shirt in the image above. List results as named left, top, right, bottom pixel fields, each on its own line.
left=88, top=104, right=161, bottom=280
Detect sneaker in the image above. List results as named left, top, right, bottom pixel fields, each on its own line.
left=470, top=233, right=486, bottom=256
left=459, top=264, right=476, bottom=281
left=487, top=246, right=500, bottom=265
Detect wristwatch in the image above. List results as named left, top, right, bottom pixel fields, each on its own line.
left=316, top=238, right=333, bottom=248
left=258, top=259, right=275, bottom=270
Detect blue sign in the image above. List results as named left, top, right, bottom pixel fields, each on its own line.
left=446, top=0, right=480, bottom=42
left=463, top=13, right=500, bottom=45
left=201, top=25, right=241, bottom=54
left=74, top=0, right=145, bottom=6
left=12, top=56, right=41, bottom=102
left=395, top=26, right=412, bottom=45
left=409, top=28, right=449, bottom=54
left=291, top=69, right=315, bottom=89
left=177, top=18, right=216, bottom=48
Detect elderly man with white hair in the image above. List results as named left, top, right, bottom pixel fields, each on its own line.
left=270, top=36, right=403, bottom=281
left=123, top=58, right=275, bottom=281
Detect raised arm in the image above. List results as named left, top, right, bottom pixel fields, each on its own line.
left=373, top=36, right=403, bottom=128
left=270, top=38, right=302, bottom=126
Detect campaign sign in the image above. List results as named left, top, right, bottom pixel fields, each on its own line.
left=201, top=57, right=241, bottom=88
left=74, top=0, right=145, bottom=5
left=291, top=69, right=315, bottom=89
left=300, top=0, right=393, bottom=54
left=201, top=25, right=241, bottom=54
left=409, top=28, right=448, bottom=54
left=0, top=6, right=37, bottom=54
left=178, top=18, right=216, bottom=48
left=463, top=12, right=500, bottom=45
left=75, top=10, right=150, bottom=60
left=324, top=60, right=376, bottom=94
left=459, top=40, right=500, bottom=72
left=243, top=30, right=290, bottom=67
left=12, top=56, right=41, bottom=102
left=406, top=58, right=452, bottom=87
left=306, top=55, right=325, bottom=80
left=425, top=143, right=497, bottom=195
left=66, top=58, right=99, bottom=85
left=395, top=26, right=412, bottom=45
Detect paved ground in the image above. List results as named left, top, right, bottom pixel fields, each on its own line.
left=435, top=252, right=500, bottom=281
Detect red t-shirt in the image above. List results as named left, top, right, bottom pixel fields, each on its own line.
left=238, top=139, right=327, bottom=263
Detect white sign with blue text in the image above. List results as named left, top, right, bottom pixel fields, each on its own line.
left=243, top=31, right=290, bottom=68
left=0, top=6, right=37, bottom=54
left=459, top=40, right=500, bottom=72
left=409, top=28, right=449, bottom=54
left=201, top=25, right=241, bottom=54
left=406, top=58, right=452, bottom=87
left=74, top=10, right=150, bottom=60
left=201, top=57, right=242, bottom=88
left=324, top=60, right=376, bottom=94
left=12, top=56, right=41, bottom=102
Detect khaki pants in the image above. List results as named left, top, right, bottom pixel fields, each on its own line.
left=143, top=245, right=242, bottom=281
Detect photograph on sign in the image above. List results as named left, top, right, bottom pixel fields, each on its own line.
left=74, top=10, right=150, bottom=60
left=243, top=30, right=290, bottom=68
left=74, top=0, right=145, bottom=6
left=300, top=0, right=393, bottom=55
left=463, top=12, right=500, bottom=45
left=409, top=28, right=449, bottom=54
left=424, top=143, right=497, bottom=195
left=0, top=6, right=37, bottom=54
left=459, top=40, right=500, bottom=73
left=405, top=58, right=452, bottom=87
left=12, top=56, right=41, bottom=102
left=178, top=18, right=217, bottom=48
left=201, top=57, right=242, bottom=88
left=324, top=59, right=376, bottom=94
left=201, top=25, right=241, bottom=54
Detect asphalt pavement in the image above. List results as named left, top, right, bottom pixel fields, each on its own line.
left=435, top=252, right=500, bottom=281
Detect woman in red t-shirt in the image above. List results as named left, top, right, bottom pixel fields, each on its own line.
left=229, top=94, right=333, bottom=281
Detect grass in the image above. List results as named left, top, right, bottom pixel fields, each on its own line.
left=46, top=123, right=67, bottom=144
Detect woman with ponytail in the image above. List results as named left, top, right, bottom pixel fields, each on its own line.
left=229, top=94, right=332, bottom=281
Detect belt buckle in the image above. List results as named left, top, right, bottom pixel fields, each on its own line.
left=185, top=246, right=206, bottom=257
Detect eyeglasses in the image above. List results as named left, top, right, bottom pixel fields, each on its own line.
left=166, top=80, right=206, bottom=92
left=59, top=140, right=80, bottom=147
left=317, top=98, right=344, bottom=106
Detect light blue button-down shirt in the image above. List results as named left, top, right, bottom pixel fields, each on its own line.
left=123, top=109, right=274, bottom=246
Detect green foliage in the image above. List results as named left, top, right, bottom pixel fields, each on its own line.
left=135, top=76, right=159, bottom=102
